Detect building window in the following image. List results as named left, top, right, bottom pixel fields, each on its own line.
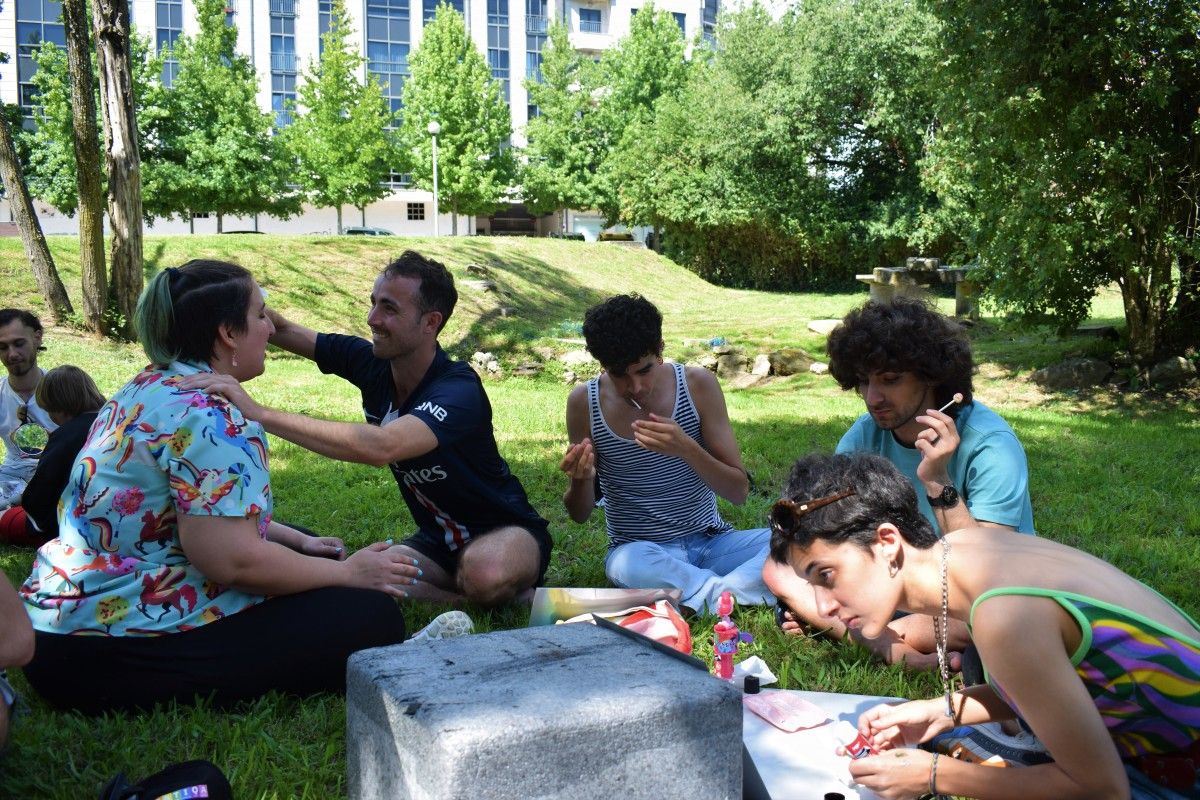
left=524, top=0, right=547, bottom=116
left=16, top=0, right=66, bottom=123
left=319, top=0, right=332, bottom=52
left=367, top=0, right=410, bottom=119
left=702, top=0, right=718, bottom=44
left=672, top=12, right=686, bottom=35
left=382, top=171, right=412, bottom=188
left=270, top=0, right=297, bottom=127
left=224, top=0, right=238, bottom=27
left=487, top=0, right=509, bottom=102
left=407, top=202, right=426, bottom=221
left=422, top=0, right=463, bottom=23
left=155, top=0, right=183, bottom=86
left=577, top=7, right=600, bottom=33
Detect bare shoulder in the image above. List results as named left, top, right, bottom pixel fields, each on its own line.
left=684, top=364, right=723, bottom=397
left=566, top=383, right=590, bottom=409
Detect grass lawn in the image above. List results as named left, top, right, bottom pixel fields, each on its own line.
left=1, top=236, right=1197, bottom=798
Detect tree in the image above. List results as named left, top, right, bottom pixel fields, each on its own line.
left=285, top=0, right=398, bottom=234
left=152, top=0, right=298, bottom=230
left=93, top=0, right=146, bottom=338
left=400, top=1, right=514, bottom=234
left=0, top=105, right=73, bottom=322
left=921, top=0, right=1200, bottom=363
left=612, top=0, right=940, bottom=288
left=592, top=1, right=689, bottom=224
left=63, top=0, right=107, bottom=335
left=520, top=22, right=604, bottom=224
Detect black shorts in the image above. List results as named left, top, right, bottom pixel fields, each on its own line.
left=402, top=522, right=553, bottom=584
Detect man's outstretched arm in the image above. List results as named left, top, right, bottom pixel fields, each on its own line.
left=177, top=373, right=439, bottom=467
left=267, top=308, right=318, bottom=360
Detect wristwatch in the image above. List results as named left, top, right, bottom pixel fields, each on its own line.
left=927, top=484, right=960, bottom=509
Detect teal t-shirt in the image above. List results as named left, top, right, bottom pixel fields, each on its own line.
left=836, top=400, right=1035, bottom=534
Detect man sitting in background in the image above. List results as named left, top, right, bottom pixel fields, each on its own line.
left=764, top=296, right=1034, bottom=668
left=560, top=294, right=773, bottom=614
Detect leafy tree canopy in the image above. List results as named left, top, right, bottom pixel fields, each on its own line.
left=922, top=0, right=1200, bottom=361
left=400, top=1, right=515, bottom=231
left=284, top=0, right=399, bottom=232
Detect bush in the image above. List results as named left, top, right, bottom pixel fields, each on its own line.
left=598, top=231, right=635, bottom=242
left=548, top=231, right=585, bottom=241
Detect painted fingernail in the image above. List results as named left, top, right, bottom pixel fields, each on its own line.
left=412, top=558, right=420, bottom=566
left=385, top=538, right=393, bottom=545
left=417, top=568, right=423, bottom=576
left=411, top=577, right=419, bottom=585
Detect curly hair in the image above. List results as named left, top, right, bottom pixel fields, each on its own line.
left=768, top=452, right=938, bottom=565
left=826, top=296, right=974, bottom=410
left=582, top=294, right=663, bottom=373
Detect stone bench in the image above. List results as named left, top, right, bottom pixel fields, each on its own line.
left=856, top=257, right=978, bottom=320
left=347, top=622, right=743, bottom=800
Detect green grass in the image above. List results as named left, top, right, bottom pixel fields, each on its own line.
left=0, top=236, right=1196, bottom=797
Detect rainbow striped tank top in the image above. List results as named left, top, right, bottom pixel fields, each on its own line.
left=970, top=587, right=1200, bottom=757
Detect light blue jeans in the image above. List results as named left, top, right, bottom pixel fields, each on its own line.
left=605, top=528, right=775, bottom=614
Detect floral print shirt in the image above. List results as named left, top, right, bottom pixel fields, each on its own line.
left=22, top=361, right=272, bottom=636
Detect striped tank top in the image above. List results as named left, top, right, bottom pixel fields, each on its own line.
left=971, top=587, right=1200, bottom=757
left=588, top=363, right=732, bottom=549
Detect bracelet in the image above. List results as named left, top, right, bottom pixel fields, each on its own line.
left=929, top=752, right=940, bottom=796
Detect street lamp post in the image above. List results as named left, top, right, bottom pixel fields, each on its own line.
left=427, top=120, right=441, bottom=237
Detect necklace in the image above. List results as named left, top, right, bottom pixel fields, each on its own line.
left=933, top=535, right=954, bottom=718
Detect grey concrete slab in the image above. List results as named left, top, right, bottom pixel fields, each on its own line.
left=347, top=622, right=743, bottom=800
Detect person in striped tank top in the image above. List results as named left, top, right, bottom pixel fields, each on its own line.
left=769, top=452, right=1200, bottom=800
left=559, top=295, right=773, bottom=614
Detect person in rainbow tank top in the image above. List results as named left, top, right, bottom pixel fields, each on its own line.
left=768, top=452, right=1200, bottom=800
left=21, top=260, right=414, bottom=715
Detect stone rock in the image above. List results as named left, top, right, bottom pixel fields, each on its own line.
left=1030, top=357, right=1113, bottom=391
left=1073, top=324, right=1119, bottom=341
left=751, top=354, right=772, bottom=376
left=560, top=349, right=595, bottom=368
left=462, top=279, right=498, bottom=292
left=345, top=623, right=742, bottom=800
left=712, top=344, right=736, bottom=356
left=500, top=306, right=517, bottom=318
left=807, top=319, right=842, bottom=336
left=1149, top=356, right=1197, bottom=389
left=730, top=373, right=768, bottom=389
left=512, top=362, right=541, bottom=377
left=716, top=353, right=748, bottom=379
left=1110, top=350, right=1135, bottom=369
left=466, top=263, right=491, bottom=275
left=470, top=351, right=495, bottom=368
left=562, top=370, right=578, bottom=385
left=768, top=348, right=817, bottom=377
left=486, top=360, right=501, bottom=374
left=810, top=362, right=829, bottom=375
left=694, top=355, right=718, bottom=372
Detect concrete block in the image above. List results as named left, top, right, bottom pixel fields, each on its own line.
left=347, top=622, right=743, bottom=800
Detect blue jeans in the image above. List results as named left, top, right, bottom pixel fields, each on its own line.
left=1127, top=763, right=1200, bottom=799
left=605, top=528, right=775, bottom=614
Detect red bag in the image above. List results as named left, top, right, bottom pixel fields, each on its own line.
left=561, top=599, right=693, bottom=655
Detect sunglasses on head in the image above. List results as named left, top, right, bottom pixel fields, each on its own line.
left=768, top=489, right=856, bottom=535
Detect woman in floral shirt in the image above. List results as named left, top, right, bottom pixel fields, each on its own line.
left=21, top=260, right=416, bottom=714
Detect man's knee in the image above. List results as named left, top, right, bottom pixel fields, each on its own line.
left=457, top=527, right=541, bottom=606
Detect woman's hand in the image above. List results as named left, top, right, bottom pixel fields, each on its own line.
left=296, top=535, right=346, bottom=560
left=176, top=372, right=265, bottom=421
left=343, top=542, right=422, bottom=597
left=848, top=748, right=934, bottom=800
left=859, top=698, right=954, bottom=751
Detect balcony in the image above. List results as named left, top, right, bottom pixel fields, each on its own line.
left=569, top=26, right=609, bottom=52
left=269, top=0, right=296, bottom=15
left=270, top=51, right=297, bottom=72
left=525, top=14, right=547, bottom=34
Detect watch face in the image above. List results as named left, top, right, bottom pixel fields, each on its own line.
left=940, top=485, right=959, bottom=505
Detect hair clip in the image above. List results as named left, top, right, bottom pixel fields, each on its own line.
left=769, top=489, right=856, bottom=534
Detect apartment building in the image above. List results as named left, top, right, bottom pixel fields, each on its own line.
left=0, top=0, right=718, bottom=236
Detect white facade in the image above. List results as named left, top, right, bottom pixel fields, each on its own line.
left=1, top=0, right=718, bottom=236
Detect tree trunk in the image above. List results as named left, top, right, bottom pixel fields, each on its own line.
left=93, top=0, right=143, bottom=340
left=217, top=212, right=224, bottom=233
left=64, top=0, right=108, bottom=336
left=0, top=111, right=73, bottom=322
left=451, top=207, right=458, bottom=236
left=336, top=205, right=343, bottom=235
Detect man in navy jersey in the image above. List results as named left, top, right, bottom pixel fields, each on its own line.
left=185, top=252, right=550, bottom=607
left=559, top=294, right=772, bottom=614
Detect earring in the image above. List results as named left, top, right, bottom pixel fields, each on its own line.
left=231, top=350, right=239, bottom=368
left=888, top=562, right=898, bottom=578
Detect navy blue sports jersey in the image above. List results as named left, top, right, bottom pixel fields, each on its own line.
left=314, top=334, right=548, bottom=549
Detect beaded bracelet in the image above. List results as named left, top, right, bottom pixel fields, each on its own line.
left=929, top=752, right=940, bottom=796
